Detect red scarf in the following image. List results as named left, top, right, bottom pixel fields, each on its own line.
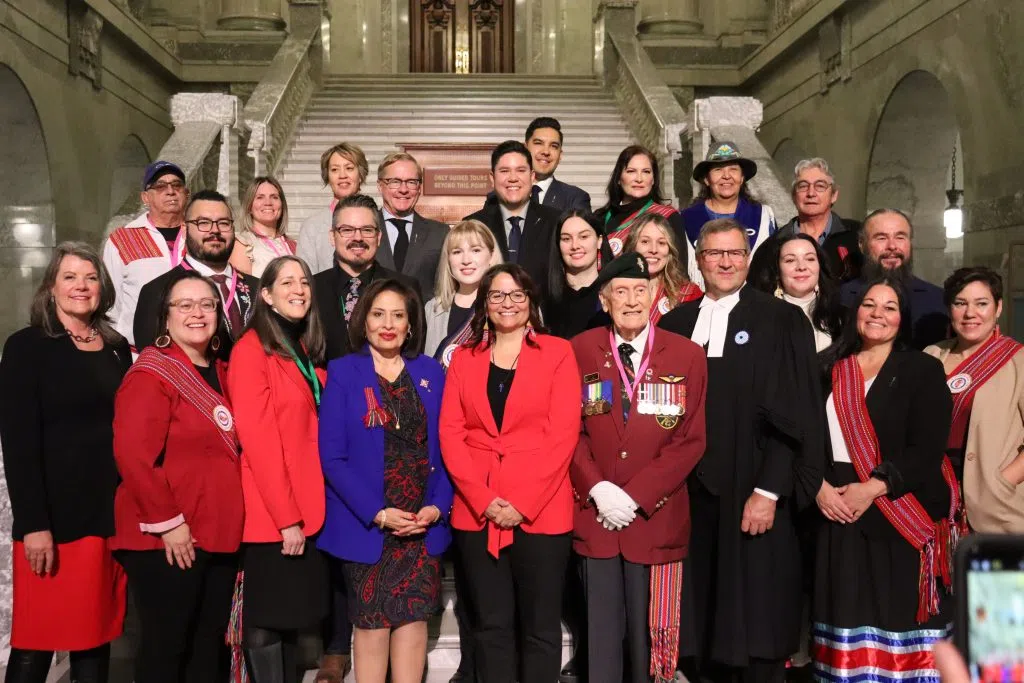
left=832, top=356, right=957, bottom=622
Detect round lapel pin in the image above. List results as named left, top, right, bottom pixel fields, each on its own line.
left=734, top=330, right=749, bottom=345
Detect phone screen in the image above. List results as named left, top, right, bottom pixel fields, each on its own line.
left=965, top=553, right=1024, bottom=681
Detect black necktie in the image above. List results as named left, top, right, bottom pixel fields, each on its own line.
left=532, top=185, right=541, bottom=203
left=507, top=216, right=523, bottom=264
left=618, top=342, right=635, bottom=422
left=389, top=217, right=410, bottom=272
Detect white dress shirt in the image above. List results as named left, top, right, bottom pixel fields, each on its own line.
left=613, top=323, right=650, bottom=364
left=826, top=378, right=876, bottom=465
left=382, top=207, right=414, bottom=253
left=498, top=203, right=529, bottom=241
left=690, top=287, right=743, bottom=358
left=184, top=256, right=234, bottom=306
left=534, top=176, right=555, bottom=205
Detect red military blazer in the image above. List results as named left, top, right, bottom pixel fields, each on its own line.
left=112, top=343, right=244, bottom=554
left=440, top=333, right=581, bottom=556
left=570, top=326, right=707, bottom=566
left=227, top=330, right=327, bottom=544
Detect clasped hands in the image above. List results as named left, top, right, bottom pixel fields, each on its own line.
left=374, top=506, right=441, bottom=536
left=815, top=478, right=887, bottom=524
left=485, top=498, right=524, bottom=529
left=590, top=481, right=638, bottom=531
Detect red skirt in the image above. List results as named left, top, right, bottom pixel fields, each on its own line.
left=12, top=536, right=126, bottom=651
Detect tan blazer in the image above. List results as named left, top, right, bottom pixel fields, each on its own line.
left=925, top=341, right=1024, bottom=533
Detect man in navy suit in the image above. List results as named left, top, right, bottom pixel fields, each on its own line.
left=525, top=116, right=592, bottom=213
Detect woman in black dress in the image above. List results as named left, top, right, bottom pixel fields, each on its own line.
left=317, top=279, right=453, bottom=683
left=0, top=242, right=131, bottom=683
left=544, top=210, right=612, bottom=339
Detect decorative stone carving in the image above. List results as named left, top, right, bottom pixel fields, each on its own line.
left=381, top=0, right=394, bottom=71
left=694, top=97, right=764, bottom=133
left=171, top=93, right=241, bottom=128
left=424, top=0, right=455, bottom=29
left=68, top=2, right=104, bottom=89
left=818, top=11, right=851, bottom=92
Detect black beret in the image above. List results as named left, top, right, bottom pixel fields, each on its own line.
left=593, top=251, right=649, bottom=291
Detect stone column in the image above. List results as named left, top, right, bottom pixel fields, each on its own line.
left=218, top=0, right=286, bottom=30
left=638, top=0, right=702, bottom=35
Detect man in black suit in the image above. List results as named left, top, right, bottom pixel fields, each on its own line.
left=375, top=152, right=448, bottom=299
left=464, top=140, right=560, bottom=297
left=525, top=116, right=592, bottom=213
left=313, top=193, right=420, bottom=360
left=134, top=189, right=259, bottom=361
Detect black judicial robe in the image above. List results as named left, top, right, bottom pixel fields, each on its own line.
left=658, top=286, right=824, bottom=667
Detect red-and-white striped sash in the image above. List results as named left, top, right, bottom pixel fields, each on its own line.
left=832, top=357, right=942, bottom=622
left=108, top=227, right=164, bottom=264
left=128, top=348, right=238, bottom=457
left=946, top=333, right=1021, bottom=426
left=648, top=561, right=683, bottom=683
left=606, top=202, right=678, bottom=256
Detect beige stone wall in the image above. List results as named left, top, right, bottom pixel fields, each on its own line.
left=745, top=0, right=1024, bottom=289
left=328, top=0, right=595, bottom=74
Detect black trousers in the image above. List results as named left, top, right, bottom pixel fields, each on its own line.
left=583, top=556, right=650, bottom=683
left=322, top=554, right=353, bottom=655
left=451, top=545, right=477, bottom=677
left=4, top=645, right=109, bottom=683
left=453, top=528, right=570, bottom=683
left=116, top=549, right=237, bottom=683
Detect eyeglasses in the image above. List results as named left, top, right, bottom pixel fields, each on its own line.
left=486, top=289, right=528, bottom=305
left=794, top=180, right=833, bottom=194
left=333, top=225, right=380, bottom=238
left=147, top=180, right=186, bottom=193
left=699, top=248, right=749, bottom=262
left=169, top=298, right=218, bottom=314
left=186, top=218, right=235, bottom=233
left=379, top=178, right=422, bottom=190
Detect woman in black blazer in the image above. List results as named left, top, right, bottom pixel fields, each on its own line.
left=0, top=242, right=131, bottom=683
left=812, top=276, right=954, bottom=683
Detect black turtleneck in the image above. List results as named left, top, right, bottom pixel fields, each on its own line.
left=274, top=312, right=319, bottom=398
left=544, top=283, right=608, bottom=340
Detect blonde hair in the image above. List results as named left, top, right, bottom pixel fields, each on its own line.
left=623, top=214, right=690, bottom=306
left=433, top=220, right=502, bottom=310
left=377, top=152, right=423, bottom=180
left=319, top=142, right=369, bottom=186
left=239, top=176, right=289, bottom=237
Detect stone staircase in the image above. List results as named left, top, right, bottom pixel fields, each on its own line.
left=277, top=74, right=637, bottom=234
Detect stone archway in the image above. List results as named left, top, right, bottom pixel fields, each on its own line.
left=866, top=70, right=962, bottom=285
left=0, top=64, right=55, bottom=345
left=772, top=138, right=810, bottom=184
left=109, top=134, right=151, bottom=215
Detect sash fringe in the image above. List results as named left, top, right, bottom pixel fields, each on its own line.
left=226, top=570, right=248, bottom=683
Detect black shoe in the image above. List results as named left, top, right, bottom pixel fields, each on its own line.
left=559, top=658, right=580, bottom=682
left=449, top=672, right=474, bottom=683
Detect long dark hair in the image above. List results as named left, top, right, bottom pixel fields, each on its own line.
left=466, top=264, right=547, bottom=349
left=546, top=210, right=605, bottom=305
left=249, top=256, right=326, bottom=364
left=154, top=269, right=226, bottom=361
left=819, top=275, right=911, bottom=378
left=348, top=278, right=425, bottom=358
left=750, top=233, right=842, bottom=338
left=30, top=241, right=120, bottom=343
left=595, top=145, right=666, bottom=214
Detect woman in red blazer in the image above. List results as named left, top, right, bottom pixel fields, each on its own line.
left=440, top=263, right=581, bottom=683
left=112, top=270, right=244, bottom=683
left=227, top=255, right=329, bottom=683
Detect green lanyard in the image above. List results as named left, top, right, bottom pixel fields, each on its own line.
left=283, top=341, right=321, bottom=406
left=604, top=198, right=654, bottom=229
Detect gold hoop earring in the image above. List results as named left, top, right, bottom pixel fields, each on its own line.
left=155, top=334, right=171, bottom=348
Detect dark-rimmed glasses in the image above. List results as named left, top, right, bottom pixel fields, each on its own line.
left=486, top=290, right=528, bottom=305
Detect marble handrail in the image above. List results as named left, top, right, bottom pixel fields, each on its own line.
left=597, top=1, right=688, bottom=202
left=242, top=3, right=325, bottom=177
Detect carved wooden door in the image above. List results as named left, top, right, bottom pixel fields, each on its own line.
left=411, top=0, right=513, bottom=73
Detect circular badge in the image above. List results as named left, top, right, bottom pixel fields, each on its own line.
left=609, top=237, right=623, bottom=256
left=442, top=342, right=458, bottom=368
left=658, top=297, right=671, bottom=315
left=734, top=330, right=750, bottom=345
left=947, top=372, right=972, bottom=394
left=212, top=405, right=233, bottom=432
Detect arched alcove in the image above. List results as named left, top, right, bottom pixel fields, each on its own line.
left=0, top=64, right=55, bottom=344
left=866, top=70, right=962, bottom=285
left=109, top=135, right=151, bottom=216
left=772, top=138, right=810, bottom=183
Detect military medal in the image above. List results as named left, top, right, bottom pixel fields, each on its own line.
left=582, top=379, right=613, bottom=416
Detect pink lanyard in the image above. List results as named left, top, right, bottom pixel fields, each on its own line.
left=258, top=235, right=293, bottom=257
left=181, top=259, right=238, bottom=311
left=150, top=218, right=186, bottom=268
left=610, top=326, right=655, bottom=401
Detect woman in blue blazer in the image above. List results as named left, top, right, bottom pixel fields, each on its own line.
left=317, top=278, right=453, bottom=683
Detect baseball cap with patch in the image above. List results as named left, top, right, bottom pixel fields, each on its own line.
left=142, top=160, right=186, bottom=190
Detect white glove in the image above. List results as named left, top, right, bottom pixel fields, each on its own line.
left=590, top=481, right=638, bottom=529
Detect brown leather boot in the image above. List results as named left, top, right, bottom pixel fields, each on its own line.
left=315, top=653, right=351, bottom=683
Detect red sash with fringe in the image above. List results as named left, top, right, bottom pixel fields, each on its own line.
left=946, top=333, right=1021, bottom=427
left=832, top=356, right=956, bottom=622
left=649, top=561, right=683, bottom=683
left=129, top=349, right=238, bottom=457
left=605, top=201, right=677, bottom=257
